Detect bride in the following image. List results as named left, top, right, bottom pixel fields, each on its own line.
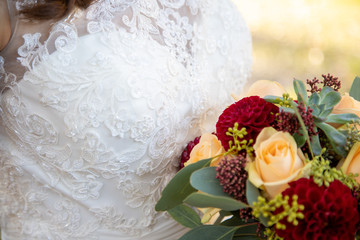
left=0, top=0, right=252, bottom=239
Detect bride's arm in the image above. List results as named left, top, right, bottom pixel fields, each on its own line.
left=0, top=0, right=11, bottom=51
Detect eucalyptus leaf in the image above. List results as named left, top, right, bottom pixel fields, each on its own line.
left=155, top=158, right=212, bottom=211
left=184, top=192, right=248, bottom=211
left=349, top=76, right=360, bottom=101
left=214, top=210, right=233, bottom=225
left=221, top=216, right=248, bottom=226
left=190, top=167, right=228, bottom=197
left=326, top=113, right=360, bottom=124
left=310, top=131, right=322, bottom=156
left=246, top=180, right=269, bottom=227
left=234, top=224, right=259, bottom=235
left=316, top=122, right=347, bottom=157
left=179, top=225, right=239, bottom=240
left=168, top=204, right=202, bottom=228
left=293, top=132, right=306, bottom=148
left=279, top=106, right=295, bottom=114
left=293, top=79, right=308, bottom=105
left=233, top=236, right=261, bottom=240
left=222, top=215, right=260, bottom=239
left=263, top=95, right=283, bottom=104
left=245, top=180, right=260, bottom=207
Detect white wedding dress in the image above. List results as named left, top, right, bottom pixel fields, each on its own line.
left=0, top=0, right=251, bottom=239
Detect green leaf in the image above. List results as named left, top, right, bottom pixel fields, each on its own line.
left=293, top=79, right=308, bottom=105
left=308, top=92, right=320, bottom=106
left=319, top=86, right=334, bottom=98
left=221, top=215, right=260, bottom=239
left=168, top=204, right=202, bottom=228
left=326, top=113, right=360, bottom=124
left=190, top=167, right=228, bottom=197
left=317, top=104, right=326, bottom=114
left=245, top=179, right=260, bottom=207
left=233, top=236, right=261, bottom=240
left=292, top=101, right=313, bottom=158
left=184, top=192, right=248, bottom=211
left=246, top=180, right=269, bottom=227
left=293, top=132, right=306, bottom=148
left=234, top=223, right=259, bottom=236
left=221, top=216, right=248, bottom=226
left=263, top=95, right=283, bottom=104
left=310, top=132, right=322, bottom=156
left=214, top=210, right=233, bottom=225
left=155, top=158, right=212, bottom=211
left=279, top=106, right=295, bottom=114
left=310, top=104, right=321, bottom=118
left=318, top=108, right=333, bottom=119
left=179, top=225, right=239, bottom=240
left=349, top=76, right=360, bottom=101
left=319, top=91, right=341, bottom=110
left=316, top=122, right=347, bottom=157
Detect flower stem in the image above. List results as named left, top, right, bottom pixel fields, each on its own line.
left=292, top=101, right=314, bottom=159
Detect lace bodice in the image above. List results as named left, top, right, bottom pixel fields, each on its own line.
left=0, top=0, right=252, bottom=239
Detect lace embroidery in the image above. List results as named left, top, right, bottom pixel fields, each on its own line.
left=90, top=206, right=140, bottom=235
left=157, top=7, right=193, bottom=64
left=0, top=0, right=251, bottom=238
left=0, top=148, right=100, bottom=239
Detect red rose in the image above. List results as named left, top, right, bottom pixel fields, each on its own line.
left=216, top=96, right=278, bottom=150
left=276, top=178, right=359, bottom=240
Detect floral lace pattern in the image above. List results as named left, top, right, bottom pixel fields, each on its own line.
left=0, top=0, right=251, bottom=238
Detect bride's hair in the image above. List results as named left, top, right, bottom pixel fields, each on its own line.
left=19, top=0, right=95, bottom=20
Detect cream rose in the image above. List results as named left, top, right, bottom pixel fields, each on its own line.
left=184, top=133, right=225, bottom=167
left=332, top=93, right=360, bottom=118
left=246, top=80, right=286, bottom=98
left=232, top=80, right=287, bottom=101
left=340, top=142, right=360, bottom=184
left=248, top=127, right=308, bottom=199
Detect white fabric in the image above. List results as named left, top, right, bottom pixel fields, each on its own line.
left=0, top=0, right=252, bottom=239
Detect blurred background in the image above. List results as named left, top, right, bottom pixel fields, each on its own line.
left=234, top=0, right=360, bottom=92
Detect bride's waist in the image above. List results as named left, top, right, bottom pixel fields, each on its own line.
left=0, top=140, right=178, bottom=232
left=1, top=213, right=189, bottom=240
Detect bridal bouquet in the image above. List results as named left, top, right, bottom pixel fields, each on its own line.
left=155, top=75, right=360, bottom=240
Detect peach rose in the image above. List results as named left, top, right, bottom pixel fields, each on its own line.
left=340, top=142, right=360, bottom=184
left=248, top=127, right=309, bottom=199
left=184, top=133, right=226, bottom=167
left=332, top=93, right=360, bottom=118
left=232, top=80, right=287, bottom=101
left=246, top=80, right=286, bottom=98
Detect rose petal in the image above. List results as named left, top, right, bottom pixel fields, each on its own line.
left=340, top=142, right=360, bottom=184
left=250, top=127, right=307, bottom=199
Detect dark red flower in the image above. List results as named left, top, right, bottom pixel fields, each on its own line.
left=297, top=103, right=318, bottom=138
left=216, top=96, right=278, bottom=150
left=216, top=155, right=248, bottom=202
left=275, top=110, right=300, bottom=135
left=276, top=178, right=359, bottom=240
left=216, top=155, right=256, bottom=223
left=179, top=136, right=200, bottom=170
left=306, top=74, right=341, bottom=93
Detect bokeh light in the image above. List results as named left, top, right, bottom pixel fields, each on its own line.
left=234, top=0, right=360, bottom=92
